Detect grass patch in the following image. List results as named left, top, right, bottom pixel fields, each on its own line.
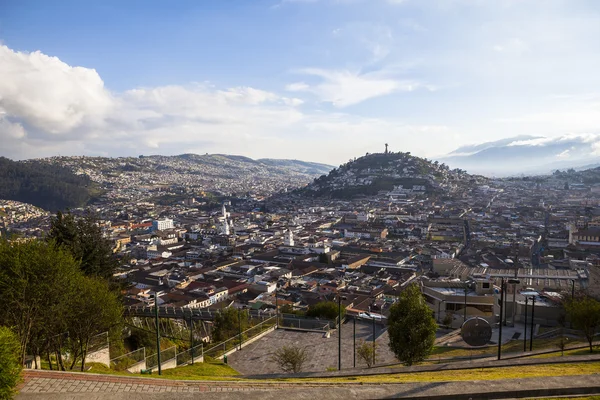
left=428, top=337, right=589, bottom=360
left=38, top=361, right=241, bottom=381
left=285, top=362, right=600, bottom=384
left=160, top=362, right=240, bottom=379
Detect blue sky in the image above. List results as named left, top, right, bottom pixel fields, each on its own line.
left=1, top=0, right=600, bottom=165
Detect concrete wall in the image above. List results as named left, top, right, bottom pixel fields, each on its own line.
left=85, top=346, right=110, bottom=367
left=126, top=360, right=146, bottom=373
left=159, top=358, right=178, bottom=371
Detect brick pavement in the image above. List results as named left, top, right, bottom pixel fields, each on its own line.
left=16, top=367, right=600, bottom=400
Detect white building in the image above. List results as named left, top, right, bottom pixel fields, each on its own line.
left=152, top=218, right=174, bottom=232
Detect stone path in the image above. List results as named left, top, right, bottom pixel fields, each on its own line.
left=16, top=367, right=600, bottom=399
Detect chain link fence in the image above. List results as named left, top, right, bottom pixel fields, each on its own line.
left=110, top=348, right=146, bottom=371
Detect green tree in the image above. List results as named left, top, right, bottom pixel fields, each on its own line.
left=0, top=240, right=80, bottom=364
left=0, top=327, right=22, bottom=400
left=47, top=211, right=119, bottom=279
left=271, top=345, right=308, bottom=373
left=212, top=308, right=250, bottom=342
left=565, top=296, right=600, bottom=353
left=306, top=301, right=345, bottom=320
left=356, top=339, right=377, bottom=368
left=387, top=283, right=437, bottom=366
left=65, top=276, right=122, bottom=371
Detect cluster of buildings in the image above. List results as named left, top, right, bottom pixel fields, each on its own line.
left=4, top=151, right=600, bottom=334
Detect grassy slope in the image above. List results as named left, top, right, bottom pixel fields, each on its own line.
left=288, top=362, right=600, bottom=383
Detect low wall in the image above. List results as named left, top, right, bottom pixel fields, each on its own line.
left=126, top=360, right=146, bottom=373
left=160, top=358, right=178, bottom=371
left=85, top=346, right=110, bottom=367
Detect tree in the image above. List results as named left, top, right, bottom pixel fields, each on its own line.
left=0, top=239, right=80, bottom=364
left=306, top=301, right=345, bottom=320
left=0, top=327, right=21, bottom=400
left=212, top=308, right=250, bottom=343
left=65, top=276, right=122, bottom=371
left=565, top=296, right=600, bottom=353
left=387, top=284, right=437, bottom=366
left=47, top=211, right=119, bottom=279
left=356, top=339, right=377, bottom=368
left=271, top=345, right=308, bottom=373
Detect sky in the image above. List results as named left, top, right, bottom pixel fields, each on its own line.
left=1, top=0, right=600, bottom=165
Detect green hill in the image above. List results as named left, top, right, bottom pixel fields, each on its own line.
left=0, top=157, right=102, bottom=211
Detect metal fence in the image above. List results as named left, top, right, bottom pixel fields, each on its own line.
left=88, top=331, right=109, bottom=353
left=110, top=348, right=146, bottom=371
left=146, top=346, right=176, bottom=369
left=175, top=343, right=204, bottom=366
left=278, top=314, right=334, bottom=331
left=203, top=316, right=276, bottom=360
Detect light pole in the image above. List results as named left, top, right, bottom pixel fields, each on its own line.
left=529, top=296, right=536, bottom=352
left=370, top=300, right=376, bottom=367
left=275, top=285, right=279, bottom=328
left=464, top=282, right=468, bottom=322
left=498, top=278, right=520, bottom=360
left=338, top=294, right=342, bottom=371
left=523, top=297, right=528, bottom=352
left=154, top=292, right=162, bottom=375
left=238, top=308, right=243, bottom=351
left=571, top=279, right=575, bottom=300
left=353, top=317, right=356, bottom=368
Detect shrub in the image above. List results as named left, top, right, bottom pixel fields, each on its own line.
left=0, top=327, right=22, bottom=400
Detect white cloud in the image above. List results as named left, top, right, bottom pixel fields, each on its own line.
left=0, top=44, right=445, bottom=162
left=0, top=45, right=113, bottom=134
left=288, top=68, right=427, bottom=107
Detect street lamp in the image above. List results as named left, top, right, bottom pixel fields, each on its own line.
left=497, top=278, right=520, bottom=360
left=369, top=299, right=376, bottom=367
left=529, top=295, right=536, bottom=352
left=338, top=294, right=342, bottom=371
left=523, top=296, right=528, bottom=352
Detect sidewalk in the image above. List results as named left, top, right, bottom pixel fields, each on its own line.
left=16, top=369, right=600, bottom=399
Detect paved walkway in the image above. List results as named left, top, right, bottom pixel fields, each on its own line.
left=228, top=321, right=396, bottom=374
left=16, top=369, right=600, bottom=399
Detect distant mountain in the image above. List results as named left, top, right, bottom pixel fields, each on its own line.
left=0, top=157, right=102, bottom=211
left=296, top=151, right=480, bottom=199
left=439, top=134, right=600, bottom=176
left=22, top=154, right=334, bottom=202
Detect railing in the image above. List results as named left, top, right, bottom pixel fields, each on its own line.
left=146, top=346, right=176, bottom=369
left=175, top=343, right=204, bottom=366
left=110, top=348, right=146, bottom=371
left=203, top=316, right=276, bottom=360
left=279, top=313, right=333, bottom=331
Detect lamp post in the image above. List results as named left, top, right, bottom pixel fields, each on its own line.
left=523, top=297, right=528, bottom=352
left=571, top=279, right=575, bottom=300
left=238, top=308, right=243, bottom=351
left=154, top=292, right=162, bottom=375
left=464, top=282, right=468, bottom=322
left=498, top=278, right=520, bottom=360
left=275, top=285, right=279, bottom=328
left=370, top=300, right=376, bottom=367
left=353, top=317, right=356, bottom=368
left=189, top=312, right=194, bottom=365
left=338, top=294, right=342, bottom=371
left=530, top=296, right=536, bottom=352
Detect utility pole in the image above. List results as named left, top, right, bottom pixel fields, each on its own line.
left=154, top=292, right=162, bottom=375
left=338, top=295, right=342, bottom=371
left=372, top=315, right=376, bottom=367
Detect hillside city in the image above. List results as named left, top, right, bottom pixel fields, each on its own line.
left=3, top=149, right=600, bottom=331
